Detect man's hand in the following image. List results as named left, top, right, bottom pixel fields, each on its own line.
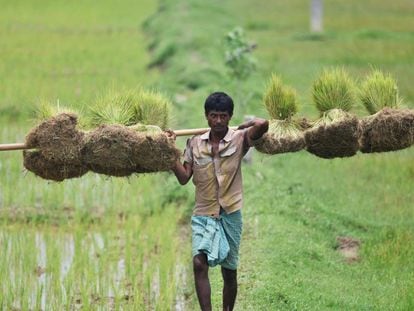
left=164, top=129, right=176, bottom=140
left=238, top=118, right=269, bottom=141
left=237, top=119, right=256, bottom=130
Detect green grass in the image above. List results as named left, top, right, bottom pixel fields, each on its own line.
left=233, top=150, right=414, bottom=310
left=1, top=0, right=414, bottom=309
left=142, top=0, right=414, bottom=309
left=0, top=0, right=158, bottom=121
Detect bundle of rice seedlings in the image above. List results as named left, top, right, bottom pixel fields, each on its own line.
left=358, top=70, right=414, bottom=152
left=88, top=89, right=136, bottom=128
left=312, top=67, right=356, bottom=113
left=255, top=74, right=305, bottom=154
left=305, top=68, right=361, bottom=159
left=359, top=69, right=401, bottom=114
left=23, top=113, right=88, bottom=181
left=81, top=125, right=179, bottom=176
left=132, top=89, right=171, bottom=130
left=23, top=89, right=178, bottom=180
left=83, top=88, right=178, bottom=176
left=35, top=99, right=88, bottom=128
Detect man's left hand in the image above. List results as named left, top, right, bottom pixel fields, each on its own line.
left=164, top=129, right=177, bottom=140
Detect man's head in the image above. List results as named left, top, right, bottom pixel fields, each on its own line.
left=204, top=92, right=234, bottom=117
left=204, top=92, right=233, bottom=134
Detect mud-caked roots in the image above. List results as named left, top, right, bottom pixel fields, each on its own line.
left=23, top=113, right=87, bottom=181
left=255, top=133, right=305, bottom=155
left=82, top=125, right=180, bottom=176
left=305, top=115, right=361, bottom=159
left=23, top=151, right=88, bottom=182
left=23, top=114, right=181, bottom=181
left=296, top=117, right=312, bottom=130
left=360, top=108, right=414, bottom=153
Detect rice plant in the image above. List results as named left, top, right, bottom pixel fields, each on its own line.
left=33, top=100, right=87, bottom=129
left=87, top=89, right=171, bottom=130
left=268, top=119, right=303, bottom=138
left=35, top=100, right=81, bottom=119
left=313, top=108, right=351, bottom=126
left=263, top=74, right=299, bottom=120
left=88, top=89, right=136, bottom=127
left=132, top=89, right=171, bottom=130
left=360, top=69, right=401, bottom=114
left=312, top=67, right=357, bottom=113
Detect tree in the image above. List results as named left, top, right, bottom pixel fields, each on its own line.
left=224, top=27, right=257, bottom=114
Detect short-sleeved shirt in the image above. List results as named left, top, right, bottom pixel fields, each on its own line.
left=184, top=128, right=252, bottom=217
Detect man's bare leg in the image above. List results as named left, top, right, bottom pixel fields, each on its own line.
left=193, top=254, right=212, bottom=311
left=221, top=267, right=237, bottom=311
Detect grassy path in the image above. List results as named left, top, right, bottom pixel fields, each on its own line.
left=145, top=0, right=414, bottom=309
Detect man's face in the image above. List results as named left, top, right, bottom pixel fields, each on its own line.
left=206, top=110, right=231, bottom=133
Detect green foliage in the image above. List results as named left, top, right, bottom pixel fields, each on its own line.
left=360, top=69, right=401, bottom=114
left=131, top=89, right=171, bottom=130
left=312, top=67, right=357, bottom=113
left=35, top=100, right=75, bottom=120
left=33, top=99, right=88, bottom=128
left=87, top=88, right=171, bottom=129
left=263, top=74, right=299, bottom=120
left=147, top=40, right=177, bottom=68
left=224, top=27, right=257, bottom=80
left=88, top=89, right=136, bottom=127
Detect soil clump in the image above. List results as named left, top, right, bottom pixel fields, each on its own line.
left=359, top=108, right=414, bottom=153
left=305, top=110, right=361, bottom=159
left=23, top=113, right=87, bottom=181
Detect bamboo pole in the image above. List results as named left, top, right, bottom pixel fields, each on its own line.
left=0, top=143, right=28, bottom=151
left=0, top=126, right=239, bottom=151
left=174, top=126, right=238, bottom=137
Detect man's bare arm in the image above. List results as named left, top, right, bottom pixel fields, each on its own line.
left=238, top=118, right=269, bottom=140
left=172, top=160, right=193, bottom=185
left=164, top=129, right=193, bottom=185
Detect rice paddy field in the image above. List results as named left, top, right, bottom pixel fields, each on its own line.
left=1, top=0, right=413, bottom=309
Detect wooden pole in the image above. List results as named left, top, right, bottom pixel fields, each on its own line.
left=174, top=126, right=238, bottom=137
left=0, top=126, right=239, bottom=151
left=0, top=143, right=28, bottom=151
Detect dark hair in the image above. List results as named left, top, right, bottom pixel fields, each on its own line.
left=204, top=92, right=234, bottom=116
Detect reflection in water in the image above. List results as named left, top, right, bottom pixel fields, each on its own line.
left=35, top=232, right=47, bottom=309
left=60, top=234, right=75, bottom=280
left=174, top=263, right=187, bottom=311
left=3, top=229, right=184, bottom=309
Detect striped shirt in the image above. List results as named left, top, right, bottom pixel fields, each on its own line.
left=184, top=128, right=252, bottom=217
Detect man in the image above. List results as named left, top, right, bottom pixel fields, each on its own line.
left=171, top=91, right=268, bottom=311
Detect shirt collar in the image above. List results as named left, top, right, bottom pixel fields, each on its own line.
left=200, top=128, right=234, bottom=142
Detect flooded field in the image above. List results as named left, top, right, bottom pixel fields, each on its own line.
left=0, top=209, right=191, bottom=310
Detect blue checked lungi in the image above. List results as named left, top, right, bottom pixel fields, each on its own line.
left=191, top=209, right=242, bottom=270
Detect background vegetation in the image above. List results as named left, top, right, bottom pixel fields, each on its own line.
left=0, top=0, right=413, bottom=309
